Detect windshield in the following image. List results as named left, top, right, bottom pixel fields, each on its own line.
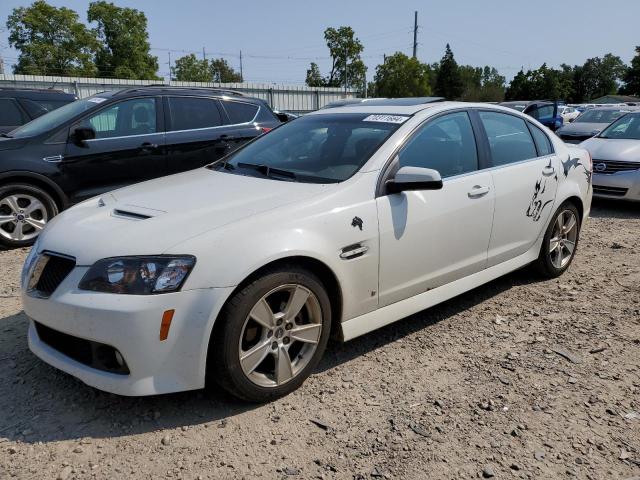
left=212, top=113, right=405, bottom=183
left=574, top=109, right=627, bottom=124
left=599, top=113, right=640, bottom=140
left=9, top=96, right=108, bottom=138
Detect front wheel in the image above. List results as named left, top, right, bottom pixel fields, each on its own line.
left=209, top=266, right=332, bottom=402
left=0, top=184, right=58, bottom=249
left=534, top=202, right=581, bottom=278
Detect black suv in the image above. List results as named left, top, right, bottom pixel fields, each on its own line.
left=0, top=88, right=77, bottom=134
left=0, top=86, right=282, bottom=247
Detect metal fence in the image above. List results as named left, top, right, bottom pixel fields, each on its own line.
left=0, top=74, right=358, bottom=114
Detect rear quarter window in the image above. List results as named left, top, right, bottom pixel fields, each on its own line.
left=222, top=101, right=259, bottom=124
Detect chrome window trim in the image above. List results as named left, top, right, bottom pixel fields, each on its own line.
left=85, top=131, right=164, bottom=143
left=164, top=95, right=260, bottom=133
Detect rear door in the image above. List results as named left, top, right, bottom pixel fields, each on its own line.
left=0, top=98, right=29, bottom=133
left=62, top=96, right=166, bottom=202
left=218, top=99, right=269, bottom=152
left=477, top=110, right=559, bottom=267
left=164, top=96, right=230, bottom=174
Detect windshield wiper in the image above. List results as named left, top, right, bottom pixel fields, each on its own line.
left=0, top=133, right=12, bottom=138
left=237, top=162, right=297, bottom=180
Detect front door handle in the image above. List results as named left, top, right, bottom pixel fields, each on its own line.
left=542, top=165, right=556, bottom=176
left=139, top=142, right=158, bottom=152
left=468, top=185, right=490, bottom=198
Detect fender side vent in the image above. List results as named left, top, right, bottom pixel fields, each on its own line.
left=340, top=243, right=369, bottom=260
left=112, top=209, right=152, bottom=220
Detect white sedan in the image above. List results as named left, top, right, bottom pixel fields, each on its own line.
left=22, top=99, right=593, bottom=402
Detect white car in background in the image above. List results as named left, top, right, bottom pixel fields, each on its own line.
left=558, top=105, right=580, bottom=123
left=22, top=99, right=593, bottom=402
left=581, top=111, right=640, bottom=201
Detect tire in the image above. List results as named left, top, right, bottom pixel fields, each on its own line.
left=534, top=202, right=581, bottom=278
left=0, top=184, right=58, bottom=249
left=209, top=265, right=332, bottom=402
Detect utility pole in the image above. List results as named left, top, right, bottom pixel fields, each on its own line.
left=239, top=50, right=243, bottom=82
left=202, top=47, right=206, bottom=61
left=168, top=51, right=172, bottom=83
left=0, top=55, right=4, bottom=75
left=412, top=11, right=418, bottom=59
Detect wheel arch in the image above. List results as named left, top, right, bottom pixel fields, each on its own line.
left=0, top=171, right=69, bottom=210
left=560, top=195, right=584, bottom=224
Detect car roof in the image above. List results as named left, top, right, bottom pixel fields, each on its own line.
left=309, top=101, right=524, bottom=116
left=106, top=85, right=265, bottom=104
left=0, top=88, right=76, bottom=100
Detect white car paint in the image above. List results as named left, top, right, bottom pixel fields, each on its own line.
left=23, top=102, right=592, bottom=396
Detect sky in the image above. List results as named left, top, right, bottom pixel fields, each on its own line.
left=1, top=0, right=639, bottom=85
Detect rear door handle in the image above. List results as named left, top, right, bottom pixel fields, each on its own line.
left=542, top=165, right=555, bottom=176
left=468, top=185, right=490, bottom=198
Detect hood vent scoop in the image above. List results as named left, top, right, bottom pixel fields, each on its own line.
left=112, top=209, right=152, bottom=221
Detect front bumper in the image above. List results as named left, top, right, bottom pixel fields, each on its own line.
left=24, top=266, right=233, bottom=396
left=592, top=170, right=640, bottom=201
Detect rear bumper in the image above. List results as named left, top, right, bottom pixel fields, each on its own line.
left=592, top=170, right=640, bottom=201
left=24, top=267, right=233, bottom=396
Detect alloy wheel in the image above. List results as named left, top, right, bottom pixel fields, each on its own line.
left=238, top=284, right=323, bottom=388
left=0, top=194, right=48, bottom=242
left=549, top=209, right=578, bottom=269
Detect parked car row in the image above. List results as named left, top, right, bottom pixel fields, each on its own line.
left=21, top=98, right=592, bottom=401
left=0, top=88, right=77, bottom=134
left=0, top=86, right=283, bottom=248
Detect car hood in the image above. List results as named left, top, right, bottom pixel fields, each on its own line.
left=580, top=137, right=640, bottom=162
left=39, top=168, right=332, bottom=265
left=558, top=122, right=610, bottom=136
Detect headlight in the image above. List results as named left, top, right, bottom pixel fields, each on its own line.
left=79, top=256, right=196, bottom=294
left=21, top=238, right=41, bottom=289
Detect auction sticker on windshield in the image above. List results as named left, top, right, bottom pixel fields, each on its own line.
left=362, top=114, right=409, bottom=124
left=87, top=97, right=107, bottom=104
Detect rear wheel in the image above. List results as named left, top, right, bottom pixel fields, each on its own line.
left=209, top=266, right=331, bottom=402
left=0, top=184, right=58, bottom=249
left=534, top=202, right=580, bottom=278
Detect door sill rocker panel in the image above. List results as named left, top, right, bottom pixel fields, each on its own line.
left=340, top=238, right=542, bottom=341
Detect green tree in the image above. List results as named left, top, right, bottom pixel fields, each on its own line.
left=87, top=1, right=158, bottom=79
left=621, top=46, right=640, bottom=96
left=577, top=54, right=626, bottom=100
left=458, top=65, right=482, bottom=101
left=172, top=54, right=211, bottom=82
left=209, top=58, right=242, bottom=83
left=372, top=52, right=431, bottom=97
left=305, top=26, right=367, bottom=92
left=7, top=0, right=98, bottom=76
left=434, top=44, right=463, bottom=100
left=305, top=62, right=325, bottom=87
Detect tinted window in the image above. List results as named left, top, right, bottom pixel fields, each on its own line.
left=168, top=97, right=222, bottom=130
left=223, top=101, right=259, bottom=124
left=479, top=111, right=537, bottom=166
left=19, top=99, right=49, bottom=118
left=529, top=124, right=554, bottom=156
left=398, top=112, right=478, bottom=178
left=217, top=113, right=402, bottom=183
left=32, top=99, right=71, bottom=112
left=0, top=99, right=25, bottom=126
left=83, top=98, right=156, bottom=139
left=528, top=105, right=554, bottom=120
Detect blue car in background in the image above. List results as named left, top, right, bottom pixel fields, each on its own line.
left=500, top=100, right=563, bottom=131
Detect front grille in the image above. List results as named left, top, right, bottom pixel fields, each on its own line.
left=32, top=253, right=76, bottom=297
left=593, top=185, right=628, bottom=197
left=34, top=322, right=130, bottom=375
left=592, top=159, right=640, bottom=175
left=560, top=134, right=591, bottom=144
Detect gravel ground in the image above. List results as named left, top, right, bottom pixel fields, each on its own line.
left=1, top=199, right=639, bottom=480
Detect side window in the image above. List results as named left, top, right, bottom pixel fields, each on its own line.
left=85, top=98, right=157, bottom=139
left=479, top=111, right=537, bottom=166
left=19, top=99, right=49, bottom=119
left=398, top=111, right=478, bottom=178
left=222, top=101, right=259, bottom=124
left=0, top=99, right=26, bottom=126
left=529, top=123, right=554, bottom=156
left=168, top=97, right=222, bottom=131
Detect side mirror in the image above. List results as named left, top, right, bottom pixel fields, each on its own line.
left=72, top=126, right=96, bottom=145
left=386, top=166, right=443, bottom=194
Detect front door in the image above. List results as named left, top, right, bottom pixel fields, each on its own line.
left=477, top=110, right=559, bottom=267
left=377, top=111, right=495, bottom=307
left=63, top=97, right=166, bottom=202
